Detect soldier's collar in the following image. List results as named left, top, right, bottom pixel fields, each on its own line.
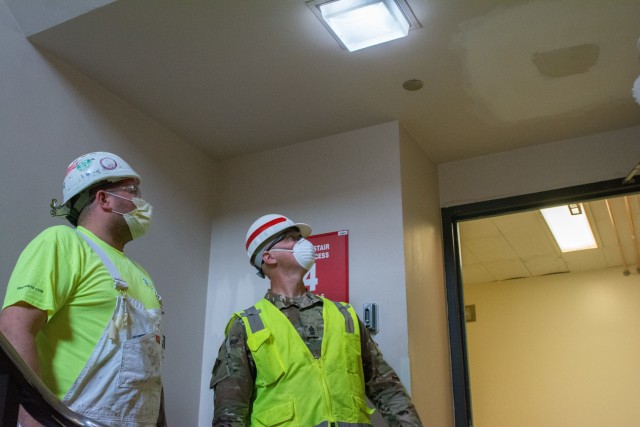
left=265, top=289, right=322, bottom=309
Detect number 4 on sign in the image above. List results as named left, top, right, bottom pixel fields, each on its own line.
left=303, top=264, right=318, bottom=292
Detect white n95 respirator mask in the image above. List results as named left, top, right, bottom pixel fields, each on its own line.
left=270, top=238, right=316, bottom=271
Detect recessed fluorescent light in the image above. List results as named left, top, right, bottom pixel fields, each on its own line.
left=307, top=0, right=420, bottom=52
left=541, top=203, right=597, bottom=252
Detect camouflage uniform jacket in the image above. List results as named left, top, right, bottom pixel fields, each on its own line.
left=210, top=290, right=423, bottom=426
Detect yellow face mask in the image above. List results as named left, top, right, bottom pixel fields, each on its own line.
left=108, top=193, right=153, bottom=240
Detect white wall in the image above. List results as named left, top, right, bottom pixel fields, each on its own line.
left=399, top=128, right=453, bottom=426
left=438, top=125, right=640, bottom=207
left=0, top=6, right=216, bottom=425
left=199, top=122, right=413, bottom=426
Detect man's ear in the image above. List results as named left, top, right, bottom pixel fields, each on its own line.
left=262, top=251, right=277, bottom=266
left=94, top=190, right=112, bottom=212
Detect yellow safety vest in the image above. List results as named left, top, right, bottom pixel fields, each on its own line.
left=233, top=297, right=374, bottom=427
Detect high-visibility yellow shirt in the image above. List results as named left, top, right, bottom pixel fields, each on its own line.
left=4, top=225, right=160, bottom=398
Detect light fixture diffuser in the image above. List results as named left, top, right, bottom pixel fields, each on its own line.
left=307, top=0, right=420, bottom=52
left=541, top=204, right=597, bottom=252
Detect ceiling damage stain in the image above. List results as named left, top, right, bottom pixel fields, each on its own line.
left=450, top=0, right=640, bottom=124
left=532, top=43, right=600, bottom=78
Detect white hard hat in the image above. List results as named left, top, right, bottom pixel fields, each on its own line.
left=51, top=152, right=141, bottom=224
left=62, top=152, right=140, bottom=204
left=246, top=214, right=311, bottom=277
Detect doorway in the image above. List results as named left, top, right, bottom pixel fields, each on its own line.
left=442, top=177, right=640, bottom=427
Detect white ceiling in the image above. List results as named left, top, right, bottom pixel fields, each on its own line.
left=460, top=194, right=640, bottom=284
left=5, top=0, right=640, bottom=162
left=5, top=1, right=640, bottom=284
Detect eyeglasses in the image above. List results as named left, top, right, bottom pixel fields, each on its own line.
left=109, top=184, right=141, bottom=197
left=266, top=230, right=302, bottom=251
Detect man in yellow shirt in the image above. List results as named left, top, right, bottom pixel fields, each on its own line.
left=0, top=152, right=166, bottom=427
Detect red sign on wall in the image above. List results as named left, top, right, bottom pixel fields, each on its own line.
left=304, top=230, right=349, bottom=302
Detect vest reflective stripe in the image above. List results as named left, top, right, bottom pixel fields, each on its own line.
left=240, top=306, right=264, bottom=333
left=333, top=302, right=354, bottom=333
left=241, top=302, right=354, bottom=334
left=235, top=298, right=374, bottom=427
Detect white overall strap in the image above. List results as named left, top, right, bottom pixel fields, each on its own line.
left=76, top=231, right=129, bottom=292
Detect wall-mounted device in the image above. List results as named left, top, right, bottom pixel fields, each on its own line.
left=363, top=303, right=379, bottom=334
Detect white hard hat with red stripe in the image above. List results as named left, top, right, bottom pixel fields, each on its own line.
left=246, top=214, right=311, bottom=277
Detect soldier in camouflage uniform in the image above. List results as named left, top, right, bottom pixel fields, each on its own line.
left=210, top=214, right=423, bottom=427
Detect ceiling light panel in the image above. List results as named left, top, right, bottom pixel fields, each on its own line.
left=307, top=0, right=420, bottom=52
left=541, top=204, right=598, bottom=253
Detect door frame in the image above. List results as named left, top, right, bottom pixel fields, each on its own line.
left=441, top=176, right=640, bottom=427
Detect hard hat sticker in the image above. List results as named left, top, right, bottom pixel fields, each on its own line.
left=100, top=157, right=118, bottom=170
left=76, top=159, right=93, bottom=172
left=65, top=160, right=79, bottom=176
